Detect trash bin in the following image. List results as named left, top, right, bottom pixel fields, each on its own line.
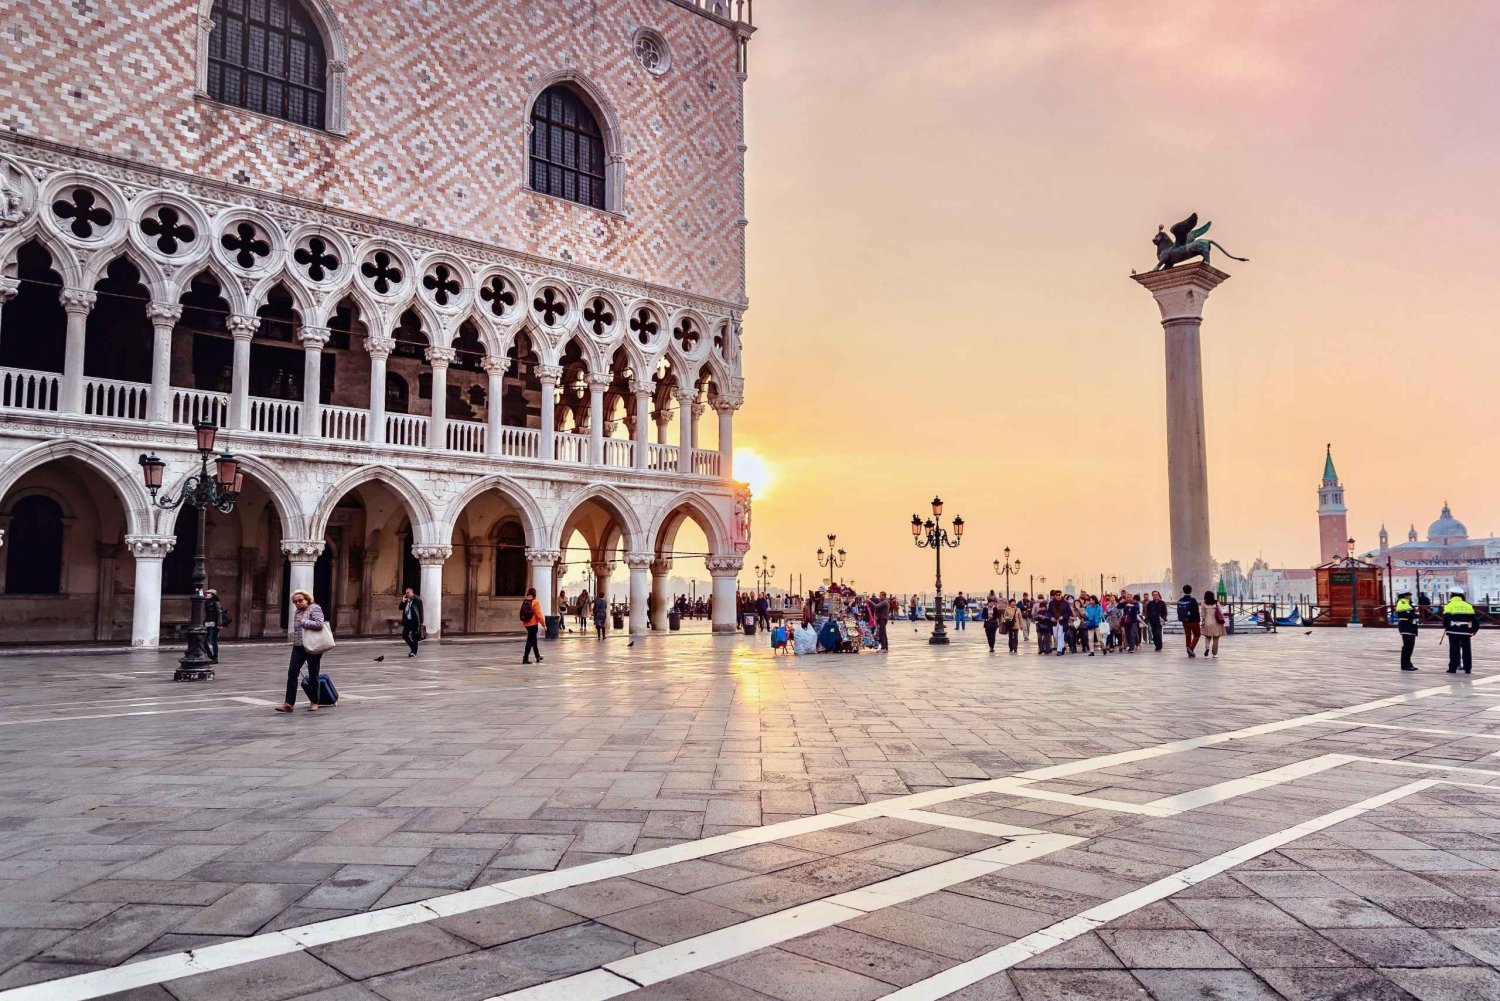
left=544, top=615, right=560, bottom=640
left=743, top=613, right=757, bottom=636
left=612, top=612, right=624, bottom=630
left=668, top=611, right=681, bottom=631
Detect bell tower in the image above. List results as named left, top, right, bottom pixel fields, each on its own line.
left=1317, top=444, right=1349, bottom=563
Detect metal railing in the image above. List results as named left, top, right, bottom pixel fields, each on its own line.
left=171, top=387, right=229, bottom=427
left=249, top=396, right=300, bottom=436
left=0, top=367, right=60, bottom=412
left=84, top=377, right=150, bottom=421
left=321, top=404, right=368, bottom=442
left=447, top=419, right=486, bottom=454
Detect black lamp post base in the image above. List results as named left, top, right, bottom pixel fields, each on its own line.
left=175, top=662, right=215, bottom=682
left=928, top=633, right=950, bottom=645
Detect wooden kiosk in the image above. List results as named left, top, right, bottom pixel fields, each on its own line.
left=1315, top=556, right=1385, bottom=626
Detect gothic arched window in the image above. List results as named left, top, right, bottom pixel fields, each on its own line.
left=529, top=86, right=607, bottom=210
left=208, top=0, right=327, bottom=130
left=4, top=495, right=64, bottom=595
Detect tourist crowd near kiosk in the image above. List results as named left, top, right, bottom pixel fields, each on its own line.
left=0, top=0, right=757, bottom=646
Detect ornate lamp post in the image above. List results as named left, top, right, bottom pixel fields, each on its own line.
left=1347, top=536, right=1360, bottom=625
left=139, top=421, right=242, bottom=681
left=816, top=534, right=846, bottom=589
left=912, top=496, right=964, bottom=645
left=754, top=554, right=776, bottom=593
left=993, top=547, right=1021, bottom=600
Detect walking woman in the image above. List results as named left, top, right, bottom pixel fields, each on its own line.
left=1201, top=591, right=1226, bottom=658
left=522, top=587, right=545, bottom=664
left=593, top=591, right=609, bottom=640
left=1002, top=599, right=1022, bottom=653
left=279, top=590, right=326, bottom=713
left=982, top=598, right=1001, bottom=653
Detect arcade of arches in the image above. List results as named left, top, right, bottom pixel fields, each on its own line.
left=0, top=454, right=744, bottom=645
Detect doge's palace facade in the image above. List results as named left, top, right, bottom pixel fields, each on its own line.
left=0, top=0, right=754, bottom=645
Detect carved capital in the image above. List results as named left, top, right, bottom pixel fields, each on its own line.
left=586, top=375, right=612, bottom=393
left=630, top=380, right=654, bottom=398
left=280, top=538, right=325, bottom=561
left=706, top=555, right=744, bottom=577
left=672, top=388, right=697, bottom=406
left=650, top=558, right=672, bottom=575
left=227, top=314, right=261, bottom=340
left=1131, top=263, right=1230, bottom=324
left=365, top=335, right=396, bottom=359
left=425, top=345, right=457, bottom=367
left=146, top=301, right=183, bottom=325
left=60, top=288, right=97, bottom=314
left=713, top=397, right=741, bottom=414
left=526, top=547, right=563, bottom=565
left=298, top=325, right=331, bottom=350
left=625, top=553, right=654, bottom=571
left=411, top=544, right=452, bottom=566
left=125, top=534, right=175, bottom=559
left=691, top=402, right=708, bottom=420
left=536, top=364, right=563, bottom=385
left=0, top=277, right=21, bottom=302
left=482, top=356, right=508, bottom=376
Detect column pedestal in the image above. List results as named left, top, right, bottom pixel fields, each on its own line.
left=126, top=535, right=175, bottom=648
left=1132, top=263, right=1229, bottom=595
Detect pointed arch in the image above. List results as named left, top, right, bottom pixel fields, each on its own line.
left=0, top=227, right=82, bottom=288
left=310, top=464, right=437, bottom=544
left=524, top=70, right=623, bottom=212
left=0, top=439, right=152, bottom=537
left=81, top=244, right=167, bottom=298
left=551, top=482, right=644, bottom=552
left=648, top=491, right=730, bottom=557
left=440, top=474, right=545, bottom=547
left=229, top=453, right=307, bottom=538
left=181, top=259, right=249, bottom=315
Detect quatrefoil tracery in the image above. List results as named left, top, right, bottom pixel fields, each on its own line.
left=294, top=237, right=339, bottom=282
left=140, top=206, right=195, bottom=255
left=360, top=251, right=403, bottom=295
left=52, top=187, right=112, bottom=239
left=583, top=297, right=615, bottom=336
left=480, top=275, right=516, bottom=318
left=672, top=316, right=700, bottom=353
left=221, top=222, right=271, bottom=268
left=630, top=307, right=659, bottom=346
left=533, top=287, right=568, bottom=326
left=422, top=264, right=462, bottom=306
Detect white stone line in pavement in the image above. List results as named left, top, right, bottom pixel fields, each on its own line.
left=886, top=810, right=1041, bottom=838
left=880, top=779, right=1443, bottom=1001
left=985, top=784, right=1177, bottom=817
left=7, top=673, right=1494, bottom=1001
left=1337, top=721, right=1500, bottom=740
left=489, top=834, right=1082, bottom=1001
left=0, top=706, right=238, bottom=727
left=1144, top=754, right=1349, bottom=813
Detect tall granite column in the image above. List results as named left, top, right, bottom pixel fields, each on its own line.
left=1132, top=263, right=1229, bottom=595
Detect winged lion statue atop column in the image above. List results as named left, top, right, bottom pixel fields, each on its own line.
left=1151, top=213, right=1249, bottom=271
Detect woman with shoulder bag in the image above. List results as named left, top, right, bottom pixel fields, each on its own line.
left=280, top=590, right=331, bottom=713
left=982, top=598, right=1001, bottom=653
left=1201, top=591, right=1226, bottom=658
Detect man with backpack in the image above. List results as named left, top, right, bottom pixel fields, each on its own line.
left=1177, top=585, right=1201, bottom=658
left=521, top=588, right=545, bottom=664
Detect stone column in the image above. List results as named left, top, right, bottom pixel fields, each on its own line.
left=675, top=389, right=695, bottom=474
left=649, top=558, right=671, bottom=630
left=426, top=346, right=455, bottom=452
left=483, top=357, right=506, bottom=456
left=656, top=411, right=671, bottom=446
left=707, top=556, right=743, bottom=634
left=412, top=545, right=451, bottom=641
left=592, top=559, right=614, bottom=609
left=298, top=325, right=329, bottom=438
left=691, top=402, right=706, bottom=451
left=366, top=335, right=394, bottom=445
left=0, top=278, right=18, bottom=347
left=126, top=535, right=174, bottom=647
left=146, top=302, right=182, bottom=423
left=538, top=365, right=561, bottom=461
left=527, top=548, right=561, bottom=618
left=626, top=554, right=651, bottom=635
left=632, top=382, right=652, bottom=470
left=359, top=546, right=378, bottom=635
left=237, top=546, right=257, bottom=638
left=59, top=289, right=96, bottom=414
left=587, top=376, right=610, bottom=465
left=464, top=545, right=482, bottom=633
left=281, top=539, right=323, bottom=639
left=227, top=315, right=260, bottom=430
left=715, top=399, right=738, bottom=480
left=95, top=542, right=121, bottom=641
left=1132, top=263, right=1229, bottom=596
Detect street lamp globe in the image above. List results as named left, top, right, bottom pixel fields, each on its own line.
left=138, top=453, right=165, bottom=494
left=931, top=496, right=943, bottom=517
left=215, top=451, right=239, bottom=491
left=952, top=515, right=964, bottom=538
left=193, top=420, right=218, bottom=454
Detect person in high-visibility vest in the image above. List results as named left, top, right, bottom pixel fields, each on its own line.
left=1395, top=591, right=1419, bottom=671
left=1443, top=587, right=1479, bottom=675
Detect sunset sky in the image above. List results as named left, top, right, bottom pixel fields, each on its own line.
left=729, top=0, right=1500, bottom=596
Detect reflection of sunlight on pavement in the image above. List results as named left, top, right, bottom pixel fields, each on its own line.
left=729, top=642, right=768, bottom=703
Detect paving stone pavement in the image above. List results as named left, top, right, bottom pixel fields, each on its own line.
left=0, top=626, right=1497, bottom=999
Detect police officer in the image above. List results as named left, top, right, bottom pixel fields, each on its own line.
left=1395, top=590, right=1418, bottom=671
left=1443, top=586, right=1479, bottom=675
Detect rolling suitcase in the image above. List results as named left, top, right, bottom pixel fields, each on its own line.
left=301, top=672, right=338, bottom=707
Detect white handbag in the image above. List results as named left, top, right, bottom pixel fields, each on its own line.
left=301, top=621, right=336, bottom=654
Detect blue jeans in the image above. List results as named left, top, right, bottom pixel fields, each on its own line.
left=206, top=624, right=220, bottom=661
left=955, top=608, right=967, bottom=629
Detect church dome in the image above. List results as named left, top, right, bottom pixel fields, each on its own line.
left=1427, top=503, right=1468, bottom=542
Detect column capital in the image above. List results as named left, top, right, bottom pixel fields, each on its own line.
left=365, top=335, right=396, bottom=359
left=411, top=544, right=453, bottom=566
left=625, top=553, right=654, bottom=571
left=672, top=387, right=697, bottom=406
left=466, top=546, right=484, bottom=567
left=145, top=301, right=183, bottom=325
left=586, top=375, right=612, bottom=393
left=280, top=538, right=325, bottom=561
left=590, top=560, right=615, bottom=577
left=425, top=345, right=457, bottom=367
left=0, top=277, right=19, bottom=302
left=650, top=558, right=673, bottom=575
left=482, top=356, right=508, bottom=376
left=227, top=314, right=261, bottom=340
left=60, top=288, right=97, bottom=314
left=298, top=325, right=331, bottom=350
left=124, top=535, right=175, bottom=559
left=537, top=364, right=563, bottom=385
left=714, top=395, right=743, bottom=414
left=631, top=380, right=654, bottom=397
left=691, top=401, right=708, bottom=420
left=706, top=555, right=744, bottom=577
left=526, top=547, right=563, bottom=565
left=1131, top=263, right=1230, bottom=323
